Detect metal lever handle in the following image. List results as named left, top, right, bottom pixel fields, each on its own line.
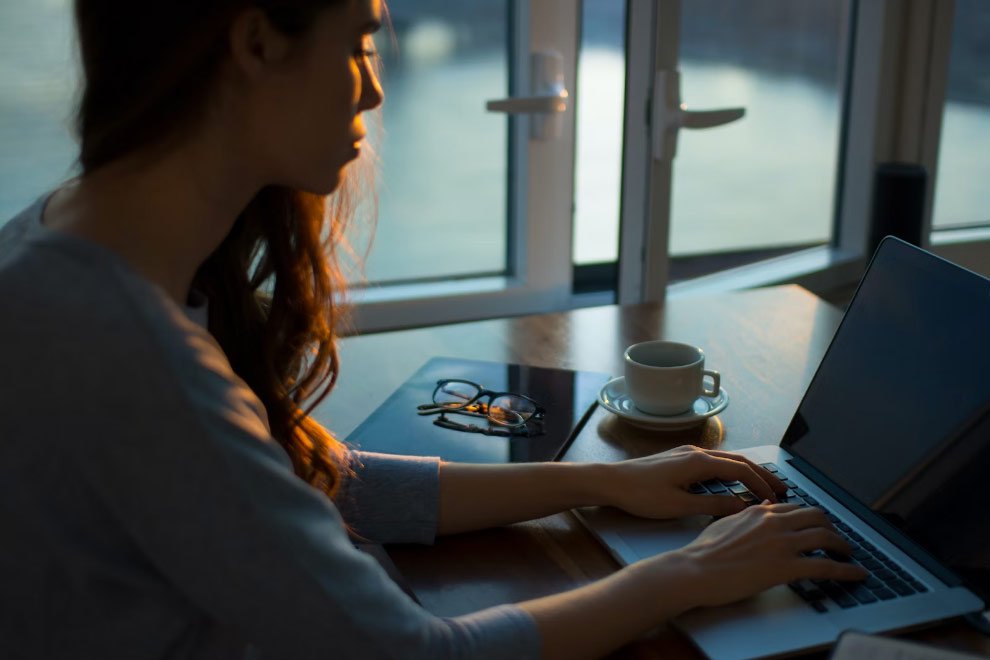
left=653, top=70, right=746, bottom=160
left=485, top=93, right=568, bottom=114
left=485, top=50, right=569, bottom=140
left=679, top=107, right=745, bottom=129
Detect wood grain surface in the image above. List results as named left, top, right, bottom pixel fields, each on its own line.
left=314, top=285, right=989, bottom=659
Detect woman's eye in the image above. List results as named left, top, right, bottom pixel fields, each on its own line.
left=353, top=38, right=378, bottom=61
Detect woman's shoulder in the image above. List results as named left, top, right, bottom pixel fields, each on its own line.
left=0, top=196, right=256, bottom=421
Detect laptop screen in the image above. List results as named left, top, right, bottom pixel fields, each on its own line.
left=782, top=238, right=990, bottom=602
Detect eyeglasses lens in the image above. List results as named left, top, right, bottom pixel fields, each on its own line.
left=434, top=381, right=481, bottom=409
left=489, top=395, right=536, bottom=426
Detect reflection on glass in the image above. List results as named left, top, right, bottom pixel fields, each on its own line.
left=670, top=0, right=844, bottom=257
left=346, top=356, right=609, bottom=464
left=0, top=0, right=78, bottom=223
left=932, top=0, right=990, bottom=229
left=359, top=1, right=509, bottom=284
left=571, top=1, right=846, bottom=267
left=573, top=0, right=625, bottom=266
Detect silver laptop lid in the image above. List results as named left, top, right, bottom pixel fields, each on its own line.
left=780, top=237, right=990, bottom=604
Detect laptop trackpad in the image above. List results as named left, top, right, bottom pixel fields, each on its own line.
left=575, top=507, right=712, bottom=564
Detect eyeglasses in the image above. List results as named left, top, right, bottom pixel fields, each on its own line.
left=417, top=379, right=546, bottom=436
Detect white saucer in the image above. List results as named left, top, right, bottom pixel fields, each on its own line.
left=597, top=376, right=729, bottom=430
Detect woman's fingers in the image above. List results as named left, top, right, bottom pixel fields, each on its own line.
left=704, top=449, right=788, bottom=494
left=775, top=504, right=836, bottom=532
left=790, top=526, right=852, bottom=557
left=699, top=455, right=779, bottom=503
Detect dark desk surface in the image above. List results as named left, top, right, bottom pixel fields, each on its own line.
left=315, top=285, right=989, bottom=658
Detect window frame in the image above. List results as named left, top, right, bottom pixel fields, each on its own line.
left=347, top=0, right=581, bottom=333
left=615, top=0, right=988, bottom=306
left=351, top=0, right=988, bottom=333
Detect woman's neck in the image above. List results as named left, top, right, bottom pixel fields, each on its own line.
left=43, top=134, right=263, bottom=306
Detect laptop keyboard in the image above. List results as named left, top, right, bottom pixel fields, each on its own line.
left=688, top=462, right=929, bottom=613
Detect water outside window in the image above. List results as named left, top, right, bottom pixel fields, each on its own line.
left=4, top=1, right=989, bottom=280
left=573, top=0, right=847, bottom=267
left=0, top=0, right=77, bottom=219
left=931, top=0, right=990, bottom=230
left=572, top=1, right=626, bottom=266
left=359, top=1, right=509, bottom=284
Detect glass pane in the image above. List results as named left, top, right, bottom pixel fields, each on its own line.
left=359, top=3, right=508, bottom=284
left=0, top=0, right=78, bottom=225
left=931, top=0, right=990, bottom=230
left=669, top=0, right=845, bottom=272
left=572, top=0, right=626, bottom=266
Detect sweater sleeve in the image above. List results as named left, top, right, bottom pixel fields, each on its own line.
left=334, top=451, right=441, bottom=545
left=66, top=298, right=541, bottom=659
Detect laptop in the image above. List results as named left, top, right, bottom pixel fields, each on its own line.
left=575, top=237, right=989, bottom=659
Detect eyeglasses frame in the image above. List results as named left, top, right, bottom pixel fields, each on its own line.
left=416, top=378, right=546, bottom=428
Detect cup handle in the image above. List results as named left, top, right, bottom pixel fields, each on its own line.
left=702, top=370, right=720, bottom=397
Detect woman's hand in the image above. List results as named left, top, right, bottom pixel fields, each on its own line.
left=665, top=502, right=868, bottom=608
left=600, top=445, right=788, bottom=519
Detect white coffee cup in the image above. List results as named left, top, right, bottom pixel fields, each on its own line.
left=623, top=340, right=721, bottom=416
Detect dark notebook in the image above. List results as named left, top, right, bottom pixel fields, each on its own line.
left=345, top=357, right=610, bottom=463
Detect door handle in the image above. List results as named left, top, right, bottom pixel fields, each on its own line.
left=486, top=50, right=569, bottom=140
left=653, top=69, right=745, bottom=160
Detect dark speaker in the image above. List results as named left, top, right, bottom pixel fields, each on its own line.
left=869, top=162, right=927, bottom=255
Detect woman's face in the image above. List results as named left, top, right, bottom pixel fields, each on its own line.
left=250, top=0, right=384, bottom=194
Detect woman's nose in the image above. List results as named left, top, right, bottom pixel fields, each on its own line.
left=358, top=61, right=384, bottom=112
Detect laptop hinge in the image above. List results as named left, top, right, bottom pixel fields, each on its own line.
left=785, top=455, right=964, bottom=588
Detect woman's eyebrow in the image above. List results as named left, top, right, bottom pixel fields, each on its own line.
left=358, top=19, right=382, bottom=34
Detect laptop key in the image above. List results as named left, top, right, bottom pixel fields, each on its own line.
left=703, top=480, right=728, bottom=494
left=851, top=548, right=871, bottom=561
left=887, top=579, right=916, bottom=596
left=908, top=579, right=928, bottom=593
left=821, top=582, right=858, bottom=609
left=874, top=568, right=896, bottom=581
left=848, top=530, right=863, bottom=542
left=737, top=492, right=757, bottom=505
left=872, top=587, right=897, bottom=600
left=847, top=585, right=878, bottom=604
left=688, top=483, right=707, bottom=494
left=863, top=575, right=884, bottom=589
left=859, top=558, right=882, bottom=571
left=760, top=463, right=779, bottom=472
left=728, top=483, right=750, bottom=495
left=789, top=579, right=826, bottom=602
left=805, top=496, right=819, bottom=506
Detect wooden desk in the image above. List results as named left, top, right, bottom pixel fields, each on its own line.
left=315, top=285, right=988, bottom=659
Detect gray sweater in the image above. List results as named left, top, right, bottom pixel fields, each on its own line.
left=0, top=194, right=540, bottom=660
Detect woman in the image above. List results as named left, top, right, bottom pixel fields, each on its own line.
left=0, top=0, right=865, bottom=658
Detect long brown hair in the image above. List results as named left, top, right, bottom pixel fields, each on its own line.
left=74, top=0, right=362, bottom=496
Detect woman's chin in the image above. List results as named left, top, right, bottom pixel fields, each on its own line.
left=294, top=171, right=343, bottom=197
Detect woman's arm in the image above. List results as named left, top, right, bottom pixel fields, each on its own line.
left=438, top=445, right=787, bottom=535
left=520, top=503, right=866, bottom=660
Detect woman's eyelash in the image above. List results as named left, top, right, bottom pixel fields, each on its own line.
left=354, top=47, right=378, bottom=59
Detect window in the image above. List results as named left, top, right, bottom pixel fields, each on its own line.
left=931, top=0, right=990, bottom=231
left=360, top=2, right=508, bottom=284
left=572, top=0, right=625, bottom=268
left=0, top=0, right=78, bottom=223
left=669, top=0, right=845, bottom=268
